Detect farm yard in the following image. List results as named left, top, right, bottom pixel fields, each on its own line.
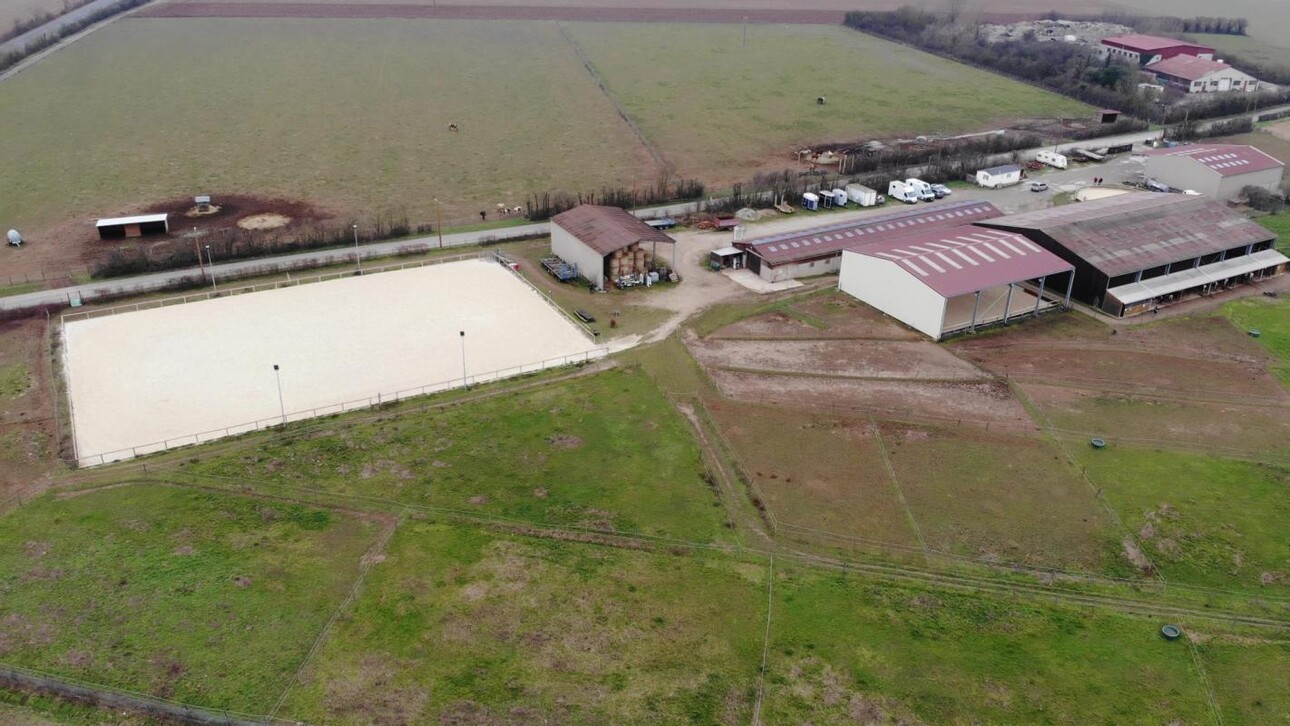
left=7, top=1, right=1290, bottom=721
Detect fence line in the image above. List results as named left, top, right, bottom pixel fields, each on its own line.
left=74, top=345, right=609, bottom=468
left=0, top=663, right=292, bottom=725
left=61, top=250, right=490, bottom=323
left=495, top=253, right=599, bottom=342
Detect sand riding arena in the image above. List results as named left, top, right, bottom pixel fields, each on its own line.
left=60, top=255, right=605, bottom=467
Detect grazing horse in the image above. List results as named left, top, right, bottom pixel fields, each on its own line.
left=448, top=123, right=459, bottom=132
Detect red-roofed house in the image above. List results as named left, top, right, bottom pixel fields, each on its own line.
left=1100, top=34, right=1214, bottom=65
left=1145, top=55, right=1259, bottom=93
left=837, top=224, right=1074, bottom=339
left=1143, top=144, right=1284, bottom=198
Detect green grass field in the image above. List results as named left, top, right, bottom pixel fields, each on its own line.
left=278, top=521, right=766, bottom=724
left=566, top=22, right=1090, bottom=181
left=183, top=368, right=732, bottom=542
left=1076, top=445, right=1290, bottom=592
left=1199, top=638, right=1290, bottom=724
left=0, top=17, right=655, bottom=229
left=1186, top=32, right=1290, bottom=71
left=1227, top=297, right=1290, bottom=387
left=2, top=17, right=1090, bottom=240
left=1256, top=213, right=1290, bottom=256
left=765, top=566, right=1211, bottom=723
left=0, top=484, right=381, bottom=711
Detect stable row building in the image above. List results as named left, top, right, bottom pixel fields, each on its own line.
left=813, top=192, right=1285, bottom=338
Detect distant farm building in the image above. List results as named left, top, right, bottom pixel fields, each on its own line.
left=975, top=165, right=1022, bottom=189
left=96, top=213, right=169, bottom=240
left=1145, top=56, right=1259, bottom=93
left=1099, top=34, right=1214, bottom=65
left=978, top=193, right=1286, bottom=317
left=550, top=205, right=674, bottom=290
left=1143, top=144, right=1284, bottom=198
left=838, top=224, right=1074, bottom=340
left=735, top=199, right=1002, bottom=283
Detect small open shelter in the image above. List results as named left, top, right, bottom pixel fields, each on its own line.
left=96, top=213, right=169, bottom=240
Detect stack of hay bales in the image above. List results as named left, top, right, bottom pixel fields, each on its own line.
left=610, top=243, right=652, bottom=277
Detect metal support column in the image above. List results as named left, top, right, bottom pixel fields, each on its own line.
left=970, top=290, right=981, bottom=332
left=1002, top=284, right=1014, bottom=323
left=1063, top=271, right=1074, bottom=309
left=1033, top=276, right=1047, bottom=315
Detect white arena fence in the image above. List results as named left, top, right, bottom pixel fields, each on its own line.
left=59, top=250, right=496, bottom=324
left=74, top=346, right=608, bottom=468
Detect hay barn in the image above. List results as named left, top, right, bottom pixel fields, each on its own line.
left=550, top=205, right=675, bottom=290
left=838, top=224, right=1074, bottom=340
left=978, top=192, right=1286, bottom=316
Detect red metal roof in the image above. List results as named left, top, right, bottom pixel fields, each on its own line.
left=1101, top=34, right=1212, bottom=54
left=741, top=200, right=1002, bottom=267
left=551, top=205, right=674, bottom=256
left=1146, top=55, right=1246, bottom=82
left=1142, top=143, right=1284, bottom=177
left=851, top=225, right=1072, bottom=299
left=977, top=192, right=1276, bottom=278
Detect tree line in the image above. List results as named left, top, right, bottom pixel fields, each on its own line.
left=843, top=8, right=1290, bottom=125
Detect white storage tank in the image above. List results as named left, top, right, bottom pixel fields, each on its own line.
left=6, top=229, right=22, bottom=247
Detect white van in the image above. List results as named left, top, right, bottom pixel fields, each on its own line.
left=888, top=181, right=919, bottom=204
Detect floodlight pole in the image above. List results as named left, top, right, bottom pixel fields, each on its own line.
left=205, top=245, right=217, bottom=291
left=353, top=224, right=362, bottom=275
left=459, top=330, right=467, bottom=389
left=273, top=364, right=285, bottom=425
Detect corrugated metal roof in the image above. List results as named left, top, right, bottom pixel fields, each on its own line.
left=742, top=200, right=1002, bottom=266
left=1146, top=55, right=1240, bottom=81
left=978, top=192, right=1275, bottom=278
left=1101, top=34, right=1212, bottom=53
left=979, top=165, right=1020, bottom=176
left=551, top=205, right=674, bottom=256
left=96, top=213, right=168, bottom=227
left=1106, top=249, right=1289, bottom=306
left=851, top=224, right=1072, bottom=299
left=1143, top=143, right=1283, bottom=177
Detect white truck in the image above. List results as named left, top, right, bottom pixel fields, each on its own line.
left=845, top=184, right=879, bottom=207
left=1036, top=150, right=1068, bottom=169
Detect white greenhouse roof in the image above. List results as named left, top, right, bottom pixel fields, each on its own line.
left=1106, top=249, right=1288, bottom=306
left=96, top=213, right=169, bottom=227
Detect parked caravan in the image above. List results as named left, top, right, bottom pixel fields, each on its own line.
left=802, top=192, right=820, bottom=210
left=845, top=184, right=878, bottom=206
left=1036, top=150, right=1068, bottom=169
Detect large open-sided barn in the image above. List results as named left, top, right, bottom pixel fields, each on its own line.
left=736, top=200, right=1002, bottom=283
left=838, top=224, right=1074, bottom=340
left=551, top=205, right=675, bottom=290
left=978, top=193, right=1286, bottom=317
left=1143, top=144, right=1284, bottom=199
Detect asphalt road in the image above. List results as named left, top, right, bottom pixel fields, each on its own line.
left=0, top=201, right=703, bottom=311
left=0, top=0, right=126, bottom=56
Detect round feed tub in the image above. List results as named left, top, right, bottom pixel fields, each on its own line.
left=1090, top=438, right=1107, bottom=449
left=1161, top=625, right=1182, bottom=641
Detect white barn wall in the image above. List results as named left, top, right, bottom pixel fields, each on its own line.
left=838, top=251, right=946, bottom=339
left=551, top=224, right=606, bottom=288
left=758, top=254, right=841, bottom=282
